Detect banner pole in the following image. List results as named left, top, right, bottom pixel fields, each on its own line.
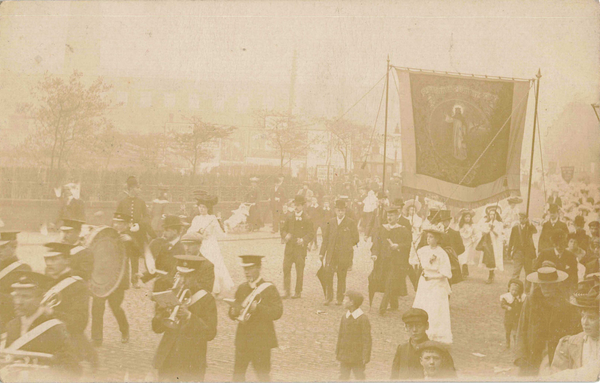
left=525, top=69, right=542, bottom=216
left=382, top=55, right=390, bottom=193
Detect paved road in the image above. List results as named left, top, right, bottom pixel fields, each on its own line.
left=18, top=230, right=519, bottom=382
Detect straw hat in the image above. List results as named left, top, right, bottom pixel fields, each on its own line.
left=402, top=199, right=422, bottom=216
left=526, top=262, right=568, bottom=284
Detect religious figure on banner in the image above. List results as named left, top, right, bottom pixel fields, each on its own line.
left=444, top=104, right=468, bottom=161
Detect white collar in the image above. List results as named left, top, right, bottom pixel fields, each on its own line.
left=249, top=276, right=263, bottom=289
left=345, top=308, right=364, bottom=319
left=168, top=236, right=180, bottom=247
left=295, top=211, right=303, bottom=217
left=337, top=216, right=345, bottom=224
left=550, top=218, right=559, bottom=225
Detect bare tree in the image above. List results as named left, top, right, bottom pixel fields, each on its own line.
left=19, top=71, right=113, bottom=181
left=325, top=118, right=370, bottom=172
left=255, top=110, right=308, bottom=169
left=90, top=121, right=122, bottom=171
left=168, top=116, right=235, bottom=183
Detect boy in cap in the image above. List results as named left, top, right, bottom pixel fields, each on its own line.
left=228, top=255, right=283, bottom=381
left=336, top=290, right=372, bottom=380
left=320, top=199, right=360, bottom=305
left=539, top=204, right=568, bottom=252
left=59, top=218, right=94, bottom=281
left=4, top=271, right=81, bottom=378
left=0, top=231, right=31, bottom=333
left=281, top=195, right=314, bottom=299
left=152, top=255, right=218, bottom=382
left=500, top=278, right=526, bottom=348
left=43, top=242, right=97, bottom=368
left=391, top=308, right=431, bottom=379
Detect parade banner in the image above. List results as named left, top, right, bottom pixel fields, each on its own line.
left=396, top=69, right=531, bottom=208
left=561, top=166, right=575, bottom=184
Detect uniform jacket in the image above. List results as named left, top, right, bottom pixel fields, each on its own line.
left=5, top=312, right=81, bottom=377
left=50, top=271, right=90, bottom=335
left=0, top=259, right=32, bottom=332
left=117, top=195, right=156, bottom=245
left=228, top=279, right=283, bottom=351
left=508, top=223, right=537, bottom=259
left=152, top=289, right=217, bottom=376
left=391, top=338, right=429, bottom=380
left=281, top=211, right=314, bottom=257
left=538, top=220, right=569, bottom=253
left=514, top=289, right=582, bottom=376
left=320, top=216, right=360, bottom=271
left=534, top=249, right=578, bottom=287
left=69, top=243, right=94, bottom=281
left=336, top=310, right=372, bottom=364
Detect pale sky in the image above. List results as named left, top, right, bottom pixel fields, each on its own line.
left=1, top=0, right=598, bottom=162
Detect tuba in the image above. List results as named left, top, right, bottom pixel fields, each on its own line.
left=163, top=272, right=191, bottom=329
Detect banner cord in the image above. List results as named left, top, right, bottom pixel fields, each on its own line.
left=536, top=114, right=548, bottom=204
left=392, top=66, right=534, bottom=82
left=361, top=77, right=387, bottom=169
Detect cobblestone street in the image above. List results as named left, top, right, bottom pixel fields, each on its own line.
left=16, top=228, right=522, bottom=382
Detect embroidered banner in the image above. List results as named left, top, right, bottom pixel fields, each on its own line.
left=396, top=69, right=531, bottom=208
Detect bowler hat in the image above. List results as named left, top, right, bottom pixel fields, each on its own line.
left=334, top=199, right=346, bottom=209
left=163, top=215, right=185, bottom=229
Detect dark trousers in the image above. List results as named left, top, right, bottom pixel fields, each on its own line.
left=271, top=209, right=281, bottom=232
left=380, top=268, right=407, bottom=312
left=91, top=288, right=129, bottom=340
left=512, top=252, right=533, bottom=280
left=232, top=347, right=271, bottom=382
left=326, top=268, right=348, bottom=302
left=339, top=362, right=366, bottom=380
left=283, top=251, right=306, bottom=295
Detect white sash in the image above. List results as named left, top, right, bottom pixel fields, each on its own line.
left=0, top=261, right=24, bottom=283
left=189, top=290, right=208, bottom=306
left=6, top=319, right=63, bottom=351
left=44, top=276, right=81, bottom=300
left=70, top=246, right=86, bottom=255
left=242, top=282, right=272, bottom=308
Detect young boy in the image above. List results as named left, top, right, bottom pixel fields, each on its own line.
left=391, top=308, right=430, bottom=379
left=336, top=290, right=372, bottom=380
left=500, top=278, right=526, bottom=348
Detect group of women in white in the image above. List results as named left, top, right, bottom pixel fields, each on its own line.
left=402, top=197, right=518, bottom=345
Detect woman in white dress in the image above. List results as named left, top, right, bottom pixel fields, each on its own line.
left=412, top=225, right=453, bottom=344
left=458, top=209, right=481, bottom=269
left=187, top=193, right=234, bottom=295
left=477, top=205, right=505, bottom=284
left=403, top=199, right=423, bottom=263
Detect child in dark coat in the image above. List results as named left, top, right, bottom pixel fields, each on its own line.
left=336, top=290, right=372, bottom=380
left=500, top=278, right=525, bottom=348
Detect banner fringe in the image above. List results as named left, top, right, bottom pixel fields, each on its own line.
left=401, top=186, right=518, bottom=209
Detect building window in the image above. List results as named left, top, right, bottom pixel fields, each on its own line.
left=164, top=93, right=176, bottom=108
left=140, top=92, right=152, bottom=108
left=116, top=91, right=128, bottom=107
left=189, top=94, right=200, bottom=109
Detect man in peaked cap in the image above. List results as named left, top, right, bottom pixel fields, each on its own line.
left=59, top=218, right=94, bottom=281
left=4, top=271, right=81, bottom=378
left=280, top=195, right=314, bottom=299
left=152, top=255, right=217, bottom=382
left=43, top=242, right=97, bottom=368
left=391, top=308, right=431, bottom=379
left=180, top=232, right=215, bottom=293
left=229, top=255, right=283, bottom=382
left=116, top=175, right=156, bottom=287
left=0, top=230, right=31, bottom=333
left=144, top=215, right=187, bottom=290
left=539, top=203, right=569, bottom=253
left=319, top=199, right=360, bottom=305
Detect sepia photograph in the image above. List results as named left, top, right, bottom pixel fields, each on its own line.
left=0, top=0, right=598, bottom=381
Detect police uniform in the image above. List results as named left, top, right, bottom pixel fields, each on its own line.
left=152, top=255, right=218, bottom=382
left=229, top=255, right=283, bottom=382
left=0, top=231, right=32, bottom=333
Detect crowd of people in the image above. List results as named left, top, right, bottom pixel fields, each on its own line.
left=0, top=173, right=598, bottom=381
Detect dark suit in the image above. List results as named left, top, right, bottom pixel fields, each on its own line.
left=534, top=249, right=578, bottom=289
left=320, top=216, right=360, bottom=302
left=5, top=312, right=81, bottom=378
left=69, top=244, right=94, bottom=281
left=229, top=279, right=283, bottom=382
left=538, top=220, right=568, bottom=253
left=270, top=184, right=286, bottom=232
left=153, top=289, right=217, bottom=382
left=143, top=237, right=187, bottom=290
left=508, top=223, right=537, bottom=279
left=281, top=211, right=314, bottom=295
left=390, top=338, right=429, bottom=380
left=0, top=259, right=31, bottom=333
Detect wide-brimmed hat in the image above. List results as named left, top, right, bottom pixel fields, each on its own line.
left=485, top=205, right=502, bottom=215
left=569, top=277, right=599, bottom=309
left=459, top=208, right=475, bottom=217
left=334, top=199, right=347, bottom=209
left=239, top=255, right=264, bottom=267
left=194, top=190, right=218, bottom=207
left=507, top=196, right=523, bottom=205
left=402, top=199, right=422, bottom=216
left=526, top=263, right=568, bottom=284
left=424, top=223, right=445, bottom=235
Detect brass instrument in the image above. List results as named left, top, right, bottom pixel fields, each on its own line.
left=0, top=349, right=52, bottom=381
left=162, top=272, right=191, bottom=329
left=236, top=296, right=261, bottom=323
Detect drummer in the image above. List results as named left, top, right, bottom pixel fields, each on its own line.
left=4, top=271, right=81, bottom=379
left=59, top=218, right=94, bottom=281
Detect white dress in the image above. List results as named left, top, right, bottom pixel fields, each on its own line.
left=477, top=219, right=504, bottom=271
left=412, top=245, right=453, bottom=344
left=187, top=214, right=234, bottom=294
left=459, top=223, right=481, bottom=266
left=406, top=215, right=423, bottom=264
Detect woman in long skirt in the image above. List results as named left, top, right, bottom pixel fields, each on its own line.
left=458, top=209, right=481, bottom=270
left=477, top=205, right=505, bottom=284
left=187, top=192, right=234, bottom=295
left=412, top=226, right=453, bottom=344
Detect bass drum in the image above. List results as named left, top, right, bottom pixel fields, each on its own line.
left=85, top=226, right=127, bottom=298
